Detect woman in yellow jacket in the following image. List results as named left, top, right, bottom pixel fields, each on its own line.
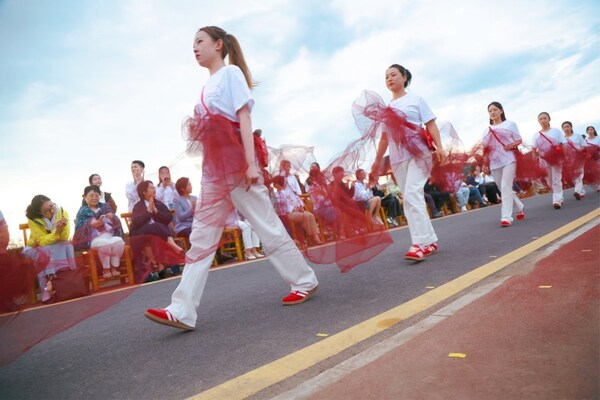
left=24, top=195, right=76, bottom=302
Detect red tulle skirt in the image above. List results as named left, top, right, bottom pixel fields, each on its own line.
left=583, top=145, right=600, bottom=184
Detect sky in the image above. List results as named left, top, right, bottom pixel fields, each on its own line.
left=1, top=0, right=599, bottom=244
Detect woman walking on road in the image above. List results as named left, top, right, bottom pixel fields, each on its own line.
left=145, top=26, right=319, bottom=331
left=482, top=102, right=525, bottom=227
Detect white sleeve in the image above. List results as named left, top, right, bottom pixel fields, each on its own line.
left=227, top=67, right=255, bottom=114
left=418, top=96, right=436, bottom=125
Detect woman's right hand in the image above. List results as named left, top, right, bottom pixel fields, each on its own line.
left=245, top=164, right=260, bottom=192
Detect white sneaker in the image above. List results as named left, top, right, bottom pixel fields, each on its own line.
left=461, top=206, right=467, bottom=213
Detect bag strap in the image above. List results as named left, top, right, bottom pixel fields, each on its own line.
left=566, top=138, right=578, bottom=151
left=538, top=131, right=556, bottom=146
left=488, top=127, right=507, bottom=147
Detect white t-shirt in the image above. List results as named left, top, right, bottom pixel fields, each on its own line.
left=194, top=65, right=254, bottom=122
left=482, top=120, right=522, bottom=171
left=586, top=135, right=600, bottom=146
left=532, top=127, right=566, bottom=148
left=156, top=183, right=177, bottom=208
left=387, top=92, right=436, bottom=164
left=564, top=134, right=586, bottom=150
left=126, top=181, right=140, bottom=212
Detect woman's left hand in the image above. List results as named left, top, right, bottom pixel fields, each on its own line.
left=433, top=148, right=445, bottom=163
left=245, top=164, right=260, bottom=192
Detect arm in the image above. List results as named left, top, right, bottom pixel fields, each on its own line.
left=28, top=220, right=61, bottom=247
left=424, top=119, right=444, bottom=162
left=173, top=197, right=193, bottom=222
left=371, top=133, right=389, bottom=176
left=153, top=201, right=173, bottom=225
left=237, top=105, right=259, bottom=185
left=131, top=202, right=153, bottom=229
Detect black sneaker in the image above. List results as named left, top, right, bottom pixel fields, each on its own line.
left=144, top=272, right=159, bottom=283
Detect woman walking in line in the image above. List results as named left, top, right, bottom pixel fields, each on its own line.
left=532, top=112, right=566, bottom=209
left=482, top=102, right=525, bottom=227
left=366, top=64, right=444, bottom=261
left=145, top=26, right=319, bottom=331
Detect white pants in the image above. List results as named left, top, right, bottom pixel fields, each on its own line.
left=492, top=162, right=523, bottom=222
left=393, top=157, right=437, bottom=246
left=546, top=164, right=564, bottom=204
left=236, top=220, right=260, bottom=249
left=167, top=179, right=318, bottom=327
left=573, top=169, right=585, bottom=196
left=91, top=233, right=125, bottom=269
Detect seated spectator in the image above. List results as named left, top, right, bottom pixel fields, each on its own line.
left=23, top=195, right=76, bottom=303
left=424, top=193, right=443, bottom=218
left=369, top=174, right=401, bottom=226
left=353, top=169, right=383, bottom=225
left=481, top=165, right=501, bottom=204
left=465, top=165, right=488, bottom=207
left=279, top=159, right=305, bottom=195
left=85, top=174, right=117, bottom=213
left=225, top=209, right=265, bottom=260
left=130, top=180, right=183, bottom=280
left=328, top=166, right=355, bottom=210
left=126, top=160, right=145, bottom=212
left=172, top=177, right=197, bottom=239
left=424, top=178, right=451, bottom=212
left=156, top=166, right=178, bottom=209
left=74, top=185, right=125, bottom=279
left=306, top=163, right=343, bottom=237
left=272, top=175, right=321, bottom=245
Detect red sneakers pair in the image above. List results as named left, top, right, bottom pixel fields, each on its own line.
left=404, top=243, right=438, bottom=261
left=282, top=285, right=319, bottom=305
left=144, top=309, right=195, bottom=331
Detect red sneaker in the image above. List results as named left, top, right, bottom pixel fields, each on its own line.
left=282, top=284, right=319, bottom=306
left=574, top=192, right=581, bottom=201
left=516, top=210, right=525, bottom=220
left=553, top=202, right=562, bottom=209
left=144, top=308, right=194, bottom=331
left=422, top=243, right=438, bottom=256
left=404, top=245, right=426, bottom=261
left=500, top=220, right=512, bottom=227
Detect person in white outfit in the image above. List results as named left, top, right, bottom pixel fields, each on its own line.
left=225, top=209, right=265, bottom=260
left=482, top=102, right=525, bottom=227
left=369, top=64, right=444, bottom=262
left=532, top=112, right=566, bottom=209
left=145, top=26, right=319, bottom=331
left=585, top=126, right=600, bottom=192
left=156, top=166, right=178, bottom=209
left=561, top=121, right=587, bottom=200
left=125, top=160, right=145, bottom=212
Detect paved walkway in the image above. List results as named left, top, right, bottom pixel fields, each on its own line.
left=284, top=223, right=600, bottom=400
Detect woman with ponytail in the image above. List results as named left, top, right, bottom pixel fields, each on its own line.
left=145, top=26, right=319, bottom=331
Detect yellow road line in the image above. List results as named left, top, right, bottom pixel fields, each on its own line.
left=189, top=209, right=599, bottom=400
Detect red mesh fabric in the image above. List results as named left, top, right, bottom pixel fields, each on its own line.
left=534, top=132, right=565, bottom=167
left=583, top=144, right=600, bottom=184
left=474, top=127, right=547, bottom=184
left=562, top=139, right=587, bottom=188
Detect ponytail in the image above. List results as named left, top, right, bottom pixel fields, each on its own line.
left=199, top=26, right=255, bottom=89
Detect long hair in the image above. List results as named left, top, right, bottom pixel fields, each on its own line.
left=199, top=26, right=255, bottom=89
left=26, top=195, right=51, bottom=220
left=487, top=101, right=506, bottom=125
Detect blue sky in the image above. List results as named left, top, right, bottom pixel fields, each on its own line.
left=1, top=0, right=599, bottom=243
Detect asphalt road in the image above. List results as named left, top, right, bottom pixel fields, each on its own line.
left=1, top=188, right=599, bottom=400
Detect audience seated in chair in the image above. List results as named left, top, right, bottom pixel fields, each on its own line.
left=83, top=174, right=118, bottom=213
left=424, top=178, right=452, bottom=215
left=225, top=209, right=265, bottom=260
left=465, top=165, right=488, bottom=207
left=279, top=159, right=305, bottom=195
left=481, top=165, right=501, bottom=204
left=272, top=175, right=321, bottom=245
left=130, top=180, right=183, bottom=280
left=370, top=174, right=402, bottom=226
left=306, top=163, right=343, bottom=238
left=353, top=169, right=383, bottom=225
left=172, top=177, right=197, bottom=239
left=22, top=195, right=76, bottom=303
left=73, top=185, right=125, bottom=279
